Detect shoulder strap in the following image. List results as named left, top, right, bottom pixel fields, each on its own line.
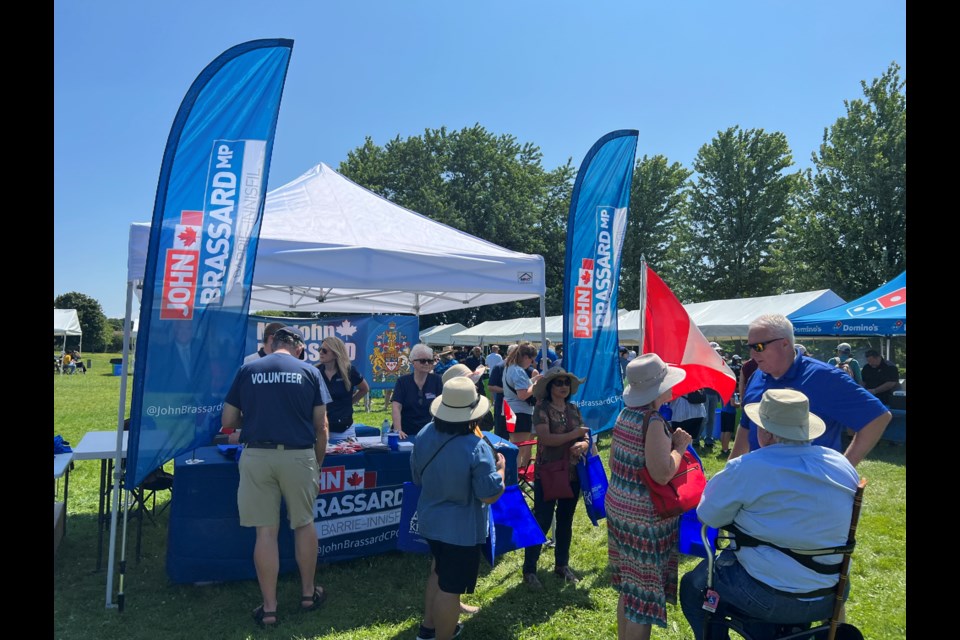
left=639, top=408, right=664, bottom=437
left=725, top=522, right=852, bottom=574
left=416, top=433, right=466, bottom=476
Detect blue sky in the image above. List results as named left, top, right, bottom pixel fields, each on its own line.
left=54, top=0, right=905, bottom=319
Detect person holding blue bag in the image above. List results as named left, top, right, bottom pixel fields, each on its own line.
left=521, top=367, right=591, bottom=590
left=410, top=377, right=506, bottom=640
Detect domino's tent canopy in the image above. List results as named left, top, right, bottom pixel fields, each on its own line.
left=127, top=162, right=546, bottom=316
left=790, top=271, right=906, bottom=337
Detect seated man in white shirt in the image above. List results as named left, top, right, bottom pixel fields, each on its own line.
left=679, top=389, right=860, bottom=640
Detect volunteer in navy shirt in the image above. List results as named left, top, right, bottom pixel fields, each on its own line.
left=316, top=336, right=370, bottom=443
left=391, top=343, right=443, bottom=439
left=221, top=325, right=333, bottom=627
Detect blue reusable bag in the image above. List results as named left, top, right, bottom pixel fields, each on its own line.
left=397, top=481, right=431, bottom=554
left=576, top=431, right=609, bottom=526
left=482, top=484, right=546, bottom=566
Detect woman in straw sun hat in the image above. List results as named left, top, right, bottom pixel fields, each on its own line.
left=410, top=377, right=506, bottom=640
left=520, top=367, right=590, bottom=590
left=606, top=353, right=694, bottom=639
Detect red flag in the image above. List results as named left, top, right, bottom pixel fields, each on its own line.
left=503, top=399, right=517, bottom=433
left=642, top=265, right=736, bottom=403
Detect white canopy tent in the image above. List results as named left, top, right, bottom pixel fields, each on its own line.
left=452, top=315, right=563, bottom=344
left=420, top=323, right=477, bottom=346
left=53, top=308, right=82, bottom=353
left=112, top=163, right=548, bottom=605
left=617, top=289, right=846, bottom=342
left=127, top=163, right=545, bottom=315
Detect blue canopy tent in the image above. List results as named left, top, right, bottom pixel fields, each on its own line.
left=789, top=271, right=907, bottom=444
left=790, top=271, right=906, bottom=339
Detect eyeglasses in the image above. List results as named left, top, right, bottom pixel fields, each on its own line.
left=413, top=359, right=434, bottom=364
left=552, top=379, right=571, bottom=387
left=747, top=338, right=785, bottom=353
left=319, top=347, right=330, bottom=354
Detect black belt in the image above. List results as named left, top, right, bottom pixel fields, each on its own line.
left=245, top=442, right=313, bottom=450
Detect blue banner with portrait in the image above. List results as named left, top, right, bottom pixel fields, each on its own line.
left=127, top=40, right=294, bottom=488
left=561, top=130, right=638, bottom=434
left=246, top=315, right=420, bottom=391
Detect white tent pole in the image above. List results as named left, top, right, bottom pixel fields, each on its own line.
left=105, top=280, right=135, bottom=608
left=539, top=295, right=547, bottom=373
left=638, top=256, right=647, bottom=353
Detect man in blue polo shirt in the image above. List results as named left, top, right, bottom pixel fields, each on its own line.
left=729, top=314, right=890, bottom=467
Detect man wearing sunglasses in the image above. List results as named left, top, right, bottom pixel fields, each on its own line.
left=729, top=314, right=890, bottom=467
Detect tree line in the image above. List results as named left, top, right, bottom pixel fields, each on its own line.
left=56, top=63, right=904, bottom=351
left=340, top=62, right=905, bottom=328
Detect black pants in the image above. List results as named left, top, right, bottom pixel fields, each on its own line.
left=522, top=477, right=580, bottom=574
left=673, top=418, right=703, bottom=441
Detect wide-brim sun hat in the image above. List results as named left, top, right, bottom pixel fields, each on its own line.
left=441, top=362, right=487, bottom=384
left=743, top=388, right=826, bottom=441
left=622, top=353, right=686, bottom=407
left=430, top=376, right=490, bottom=422
left=531, top=366, right=585, bottom=399
left=441, top=363, right=472, bottom=384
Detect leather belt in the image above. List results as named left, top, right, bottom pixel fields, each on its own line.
left=245, top=442, right=313, bottom=450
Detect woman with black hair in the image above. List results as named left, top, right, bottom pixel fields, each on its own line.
left=410, top=377, right=506, bottom=640
left=521, top=367, right=590, bottom=590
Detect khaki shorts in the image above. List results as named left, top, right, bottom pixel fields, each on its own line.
left=238, top=447, right=319, bottom=529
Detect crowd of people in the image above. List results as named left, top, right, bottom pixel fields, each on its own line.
left=216, top=313, right=898, bottom=638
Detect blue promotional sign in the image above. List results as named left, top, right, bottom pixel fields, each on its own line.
left=561, top=130, right=639, bottom=433
left=246, top=315, right=420, bottom=390
left=127, top=40, right=294, bottom=487
left=315, top=457, right=406, bottom=561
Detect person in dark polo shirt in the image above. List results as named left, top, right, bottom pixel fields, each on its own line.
left=222, top=326, right=332, bottom=628
left=861, top=349, right=901, bottom=406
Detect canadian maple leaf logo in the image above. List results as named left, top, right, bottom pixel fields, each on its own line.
left=580, top=270, right=592, bottom=285
left=336, top=320, right=358, bottom=338
left=346, top=471, right=364, bottom=487
left=178, top=227, right=198, bottom=247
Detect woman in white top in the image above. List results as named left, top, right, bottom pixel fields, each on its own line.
left=669, top=390, right=708, bottom=448
left=502, top=341, right=542, bottom=470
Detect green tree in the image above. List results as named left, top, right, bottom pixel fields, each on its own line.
left=673, top=126, right=804, bottom=301
left=619, top=155, right=691, bottom=308
left=799, top=62, right=906, bottom=297
left=339, top=124, right=572, bottom=327
left=54, top=292, right=109, bottom=352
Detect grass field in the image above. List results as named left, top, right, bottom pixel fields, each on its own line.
left=53, top=354, right=906, bottom=639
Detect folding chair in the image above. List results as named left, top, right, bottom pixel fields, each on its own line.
left=129, top=465, right=174, bottom=562
left=513, top=438, right=538, bottom=504
left=700, top=478, right=867, bottom=640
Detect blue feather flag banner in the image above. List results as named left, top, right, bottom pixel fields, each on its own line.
left=127, top=39, right=293, bottom=487
left=561, top=130, right=638, bottom=434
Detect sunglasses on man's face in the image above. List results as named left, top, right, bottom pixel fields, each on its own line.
left=747, top=338, right=784, bottom=353
left=413, top=359, right=434, bottom=364
left=553, top=379, right=571, bottom=387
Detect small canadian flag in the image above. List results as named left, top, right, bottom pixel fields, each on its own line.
left=503, top=400, right=517, bottom=433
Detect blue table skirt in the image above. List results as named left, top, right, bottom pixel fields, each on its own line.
left=167, top=434, right=517, bottom=584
